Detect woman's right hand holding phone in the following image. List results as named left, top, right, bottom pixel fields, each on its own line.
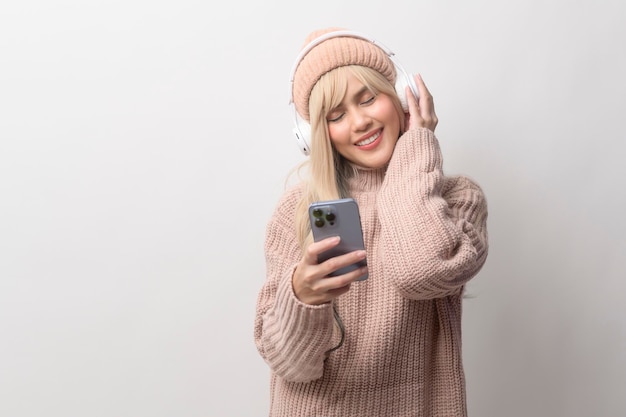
left=292, top=236, right=367, bottom=305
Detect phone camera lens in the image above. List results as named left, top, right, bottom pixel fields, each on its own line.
left=313, top=208, right=323, bottom=218
left=325, top=212, right=335, bottom=222
left=314, top=218, right=325, bottom=228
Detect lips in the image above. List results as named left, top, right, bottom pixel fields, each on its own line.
left=355, top=130, right=382, bottom=149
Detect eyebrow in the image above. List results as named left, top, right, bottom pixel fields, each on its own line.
left=351, top=86, right=370, bottom=100
left=339, top=86, right=371, bottom=108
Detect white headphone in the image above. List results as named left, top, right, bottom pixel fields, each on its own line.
left=288, top=30, right=419, bottom=156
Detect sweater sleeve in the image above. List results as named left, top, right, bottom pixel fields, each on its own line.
left=253, top=188, right=336, bottom=383
left=377, top=128, right=489, bottom=300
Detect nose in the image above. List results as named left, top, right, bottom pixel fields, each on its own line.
left=351, top=108, right=372, bottom=132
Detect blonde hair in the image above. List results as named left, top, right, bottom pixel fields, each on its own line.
left=292, top=65, right=405, bottom=248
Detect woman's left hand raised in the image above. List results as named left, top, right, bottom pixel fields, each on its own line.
left=405, top=74, right=438, bottom=132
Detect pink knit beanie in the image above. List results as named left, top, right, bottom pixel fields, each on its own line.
left=292, top=28, right=397, bottom=121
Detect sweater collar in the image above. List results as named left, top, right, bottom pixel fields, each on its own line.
left=346, top=163, right=387, bottom=193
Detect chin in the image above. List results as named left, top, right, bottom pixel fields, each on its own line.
left=369, top=149, right=394, bottom=168
left=360, top=154, right=393, bottom=169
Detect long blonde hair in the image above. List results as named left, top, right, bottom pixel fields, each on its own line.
left=292, top=65, right=406, bottom=248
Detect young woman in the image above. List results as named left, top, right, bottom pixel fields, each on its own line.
left=254, top=28, right=489, bottom=416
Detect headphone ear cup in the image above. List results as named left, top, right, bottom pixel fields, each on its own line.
left=393, top=63, right=419, bottom=112
left=293, top=112, right=312, bottom=155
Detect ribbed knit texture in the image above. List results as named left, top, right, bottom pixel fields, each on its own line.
left=254, top=128, right=489, bottom=417
left=292, top=27, right=396, bottom=121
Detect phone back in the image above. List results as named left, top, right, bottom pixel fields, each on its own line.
left=308, top=198, right=368, bottom=280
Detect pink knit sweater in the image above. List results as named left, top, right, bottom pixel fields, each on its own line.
left=254, top=128, right=489, bottom=416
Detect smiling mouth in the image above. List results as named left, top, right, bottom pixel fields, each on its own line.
left=356, top=131, right=381, bottom=147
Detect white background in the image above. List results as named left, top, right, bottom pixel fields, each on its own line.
left=1, top=1, right=624, bottom=416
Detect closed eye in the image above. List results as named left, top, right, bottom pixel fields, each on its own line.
left=327, top=91, right=376, bottom=123
left=327, top=112, right=344, bottom=123
left=361, top=95, right=376, bottom=105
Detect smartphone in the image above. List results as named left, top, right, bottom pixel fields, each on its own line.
left=308, top=198, right=368, bottom=281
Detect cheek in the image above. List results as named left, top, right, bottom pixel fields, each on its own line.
left=381, top=103, right=402, bottom=130
left=327, top=123, right=347, bottom=146
left=386, top=110, right=402, bottom=138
